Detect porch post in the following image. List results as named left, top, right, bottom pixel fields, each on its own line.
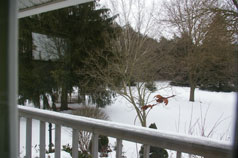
left=0, top=0, right=18, bottom=158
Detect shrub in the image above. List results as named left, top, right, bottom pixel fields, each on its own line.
left=72, top=106, right=109, bottom=120
left=72, top=107, right=111, bottom=156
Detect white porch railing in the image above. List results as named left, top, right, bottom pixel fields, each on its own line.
left=18, top=106, right=232, bottom=158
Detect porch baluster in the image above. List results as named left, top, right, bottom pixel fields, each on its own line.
left=72, top=129, right=79, bottom=158
left=116, top=138, right=123, bottom=158
left=26, top=118, right=32, bottom=158
left=92, top=133, right=99, bottom=158
left=55, top=124, right=61, bottom=158
left=143, top=145, right=150, bottom=158
left=40, top=121, right=46, bottom=158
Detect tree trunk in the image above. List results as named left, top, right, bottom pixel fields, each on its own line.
left=69, top=92, right=72, bottom=103
left=142, top=111, right=147, bottom=127
left=189, top=71, right=196, bottom=102
left=189, top=85, right=195, bottom=102
left=43, top=94, right=50, bottom=109
left=60, top=84, right=68, bottom=111
left=78, top=88, right=80, bottom=103
left=52, top=102, right=57, bottom=111
left=81, top=94, right=86, bottom=106
left=78, top=89, right=86, bottom=105
left=51, top=93, right=57, bottom=111
left=33, top=93, right=40, bottom=108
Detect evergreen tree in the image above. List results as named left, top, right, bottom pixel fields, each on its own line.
left=200, top=13, right=235, bottom=91
left=156, top=35, right=191, bottom=87
left=19, top=1, right=118, bottom=110
left=19, top=18, right=58, bottom=108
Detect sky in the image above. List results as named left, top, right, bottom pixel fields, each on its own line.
left=98, top=0, right=171, bottom=40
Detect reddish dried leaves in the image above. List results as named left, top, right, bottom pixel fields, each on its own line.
left=141, top=94, right=175, bottom=111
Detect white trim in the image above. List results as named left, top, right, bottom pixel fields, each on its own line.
left=18, top=106, right=232, bottom=157
left=8, top=0, right=19, bottom=157
left=18, top=0, right=93, bottom=18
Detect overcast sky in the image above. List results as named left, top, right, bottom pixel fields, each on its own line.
left=98, top=0, right=174, bottom=40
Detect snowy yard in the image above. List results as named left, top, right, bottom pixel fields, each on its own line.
left=19, top=82, right=237, bottom=158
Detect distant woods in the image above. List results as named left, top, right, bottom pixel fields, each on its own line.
left=156, top=12, right=236, bottom=91
left=158, top=0, right=237, bottom=101
left=156, top=28, right=236, bottom=93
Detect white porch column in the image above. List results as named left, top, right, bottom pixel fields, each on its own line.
left=0, top=0, right=18, bottom=158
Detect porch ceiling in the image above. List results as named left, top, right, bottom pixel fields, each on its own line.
left=18, top=0, right=93, bottom=18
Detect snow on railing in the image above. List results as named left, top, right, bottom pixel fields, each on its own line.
left=18, top=106, right=232, bottom=158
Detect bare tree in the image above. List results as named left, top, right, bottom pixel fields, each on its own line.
left=161, top=0, right=218, bottom=101
left=82, top=28, right=160, bottom=127
left=203, top=0, right=238, bottom=41
left=81, top=0, right=168, bottom=127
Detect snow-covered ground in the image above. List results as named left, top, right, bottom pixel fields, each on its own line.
left=19, top=82, right=237, bottom=158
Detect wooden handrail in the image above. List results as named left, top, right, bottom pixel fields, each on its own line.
left=18, top=106, right=232, bottom=158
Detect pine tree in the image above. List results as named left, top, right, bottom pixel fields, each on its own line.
left=200, top=13, right=235, bottom=91
left=19, top=1, right=118, bottom=110
left=19, top=17, right=58, bottom=107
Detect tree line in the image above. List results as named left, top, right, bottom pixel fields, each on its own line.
left=156, top=0, right=237, bottom=101
left=156, top=13, right=236, bottom=93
